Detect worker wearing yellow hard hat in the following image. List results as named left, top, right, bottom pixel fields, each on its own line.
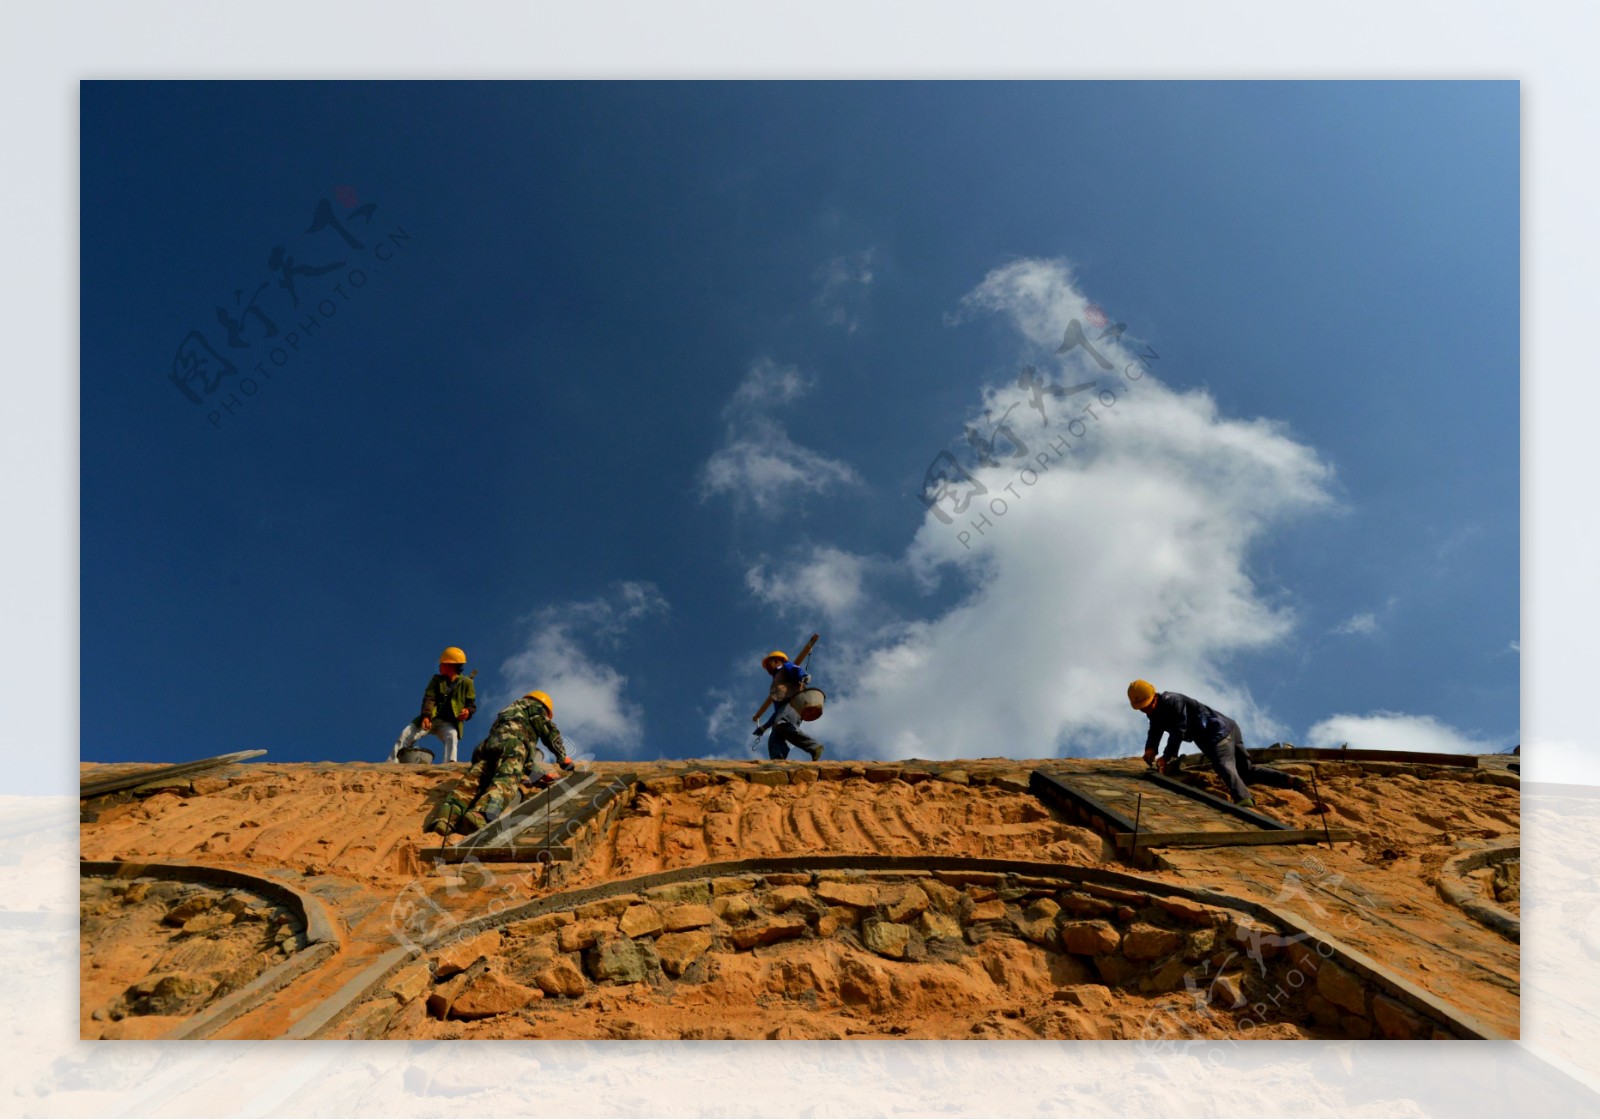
left=389, top=646, right=477, bottom=764
left=1126, top=679, right=1295, bottom=806
left=426, top=687, right=574, bottom=838
left=755, top=649, right=825, bottom=762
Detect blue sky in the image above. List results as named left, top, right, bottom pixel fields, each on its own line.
left=81, top=80, right=1518, bottom=769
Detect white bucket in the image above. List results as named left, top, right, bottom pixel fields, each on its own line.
left=792, top=688, right=825, bottom=722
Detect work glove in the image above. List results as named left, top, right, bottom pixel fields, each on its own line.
left=753, top=725, right=767, bottom=737
left=460, top=708, right=473, bottom=721
left=421, top=717, right=433, bottom=732
left=558, top=757, right=576, bottom=772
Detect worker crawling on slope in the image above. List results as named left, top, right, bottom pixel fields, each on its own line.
left=388, top=646, right=476, bottom=764
left=1127, top=679, right=1296, bottom=807
left=423, top=689, right=575, bottom=838
left=753, top=650, right=825, bottom=761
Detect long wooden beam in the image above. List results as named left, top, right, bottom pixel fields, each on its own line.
left=449, top=772, right=598, bottom=852
left=428, top=845, right=576, bottom=864
left=1114, top=827, right=1357, bottom=849
left=1256, top=745, right=1481, bottom=768
left=432, top=771, right=635, bottom=864
left=1139, top=769, right=1292, bottom=829
left=79, top=750, right=267, bottom=799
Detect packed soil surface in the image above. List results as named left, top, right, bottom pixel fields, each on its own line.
left=574, top=776, right=1106, bottom=886
left=79, top=763, right=453, bottom=887
left=78, top=754, right=1519, bottom=1039
left=1216, top=761, right=1519, bottom=864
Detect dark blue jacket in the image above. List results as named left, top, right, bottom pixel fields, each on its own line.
left=760, top=661, right=810, bottom=730
left=1143, top=691, right=1239, bottom=761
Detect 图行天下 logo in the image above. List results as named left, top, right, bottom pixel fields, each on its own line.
left=166, top=190, right=413, bottom=429
left=919, top=311, right=1158, bottom=548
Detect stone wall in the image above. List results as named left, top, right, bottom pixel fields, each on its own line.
left=334, top=867, right=1464, bottom=1040
left=80, top=876, right=308, bottom=1039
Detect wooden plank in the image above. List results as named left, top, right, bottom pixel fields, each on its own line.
left=79, top=750, right=267, bottom=799
left=531, top=771, right=634, bottom=846
left=1258, top=745, right=1480, bottom=768
left=451, top=771, right=598, bottom=851
left=434, top=772, right=634, bottom=864
left=1115, top=828, right=1357, bottom=849
left=1139, top=769, right=1292, bottom=829
left=1029, top=771, right=1140, bottom=833
left=429, top=845, right=575, bottom=864
left=1071, top=774, right=1239, bottom=834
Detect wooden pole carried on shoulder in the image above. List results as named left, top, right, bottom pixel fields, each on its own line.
left=752, top=633, right=820, bottom=722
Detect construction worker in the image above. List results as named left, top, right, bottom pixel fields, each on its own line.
left=389, top=647, right=477, bottom=764
left=753, top=651, right=824, bottom=761
left=424, top=690, right=574, bottom=838
left=1126, top=680, right=1295, bottom=807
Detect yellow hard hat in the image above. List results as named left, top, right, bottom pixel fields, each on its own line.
left=1127, top=680, right=1157, bottom=710
left=524, top=690, right=554, bottom=716
left=762, top=650, right=789, bottom=669
left=439, top=646, right=467, bottom=665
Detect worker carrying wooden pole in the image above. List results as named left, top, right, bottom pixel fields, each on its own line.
left=752, top=634, right=826, bottom=761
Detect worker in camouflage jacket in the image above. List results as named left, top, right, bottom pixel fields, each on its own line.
left=424, top=690, right=573, bottom=838
left=389, top=646, right=476, bottom=764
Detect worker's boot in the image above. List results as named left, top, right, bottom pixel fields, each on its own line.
left=807, top=743, right=825, bottom=761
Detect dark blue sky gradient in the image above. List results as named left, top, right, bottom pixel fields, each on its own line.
left=81, top=81, right=1518, bottom=767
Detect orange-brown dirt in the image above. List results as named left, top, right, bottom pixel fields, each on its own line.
left=78, top=755, right=1519, bottom=1039
left=573, top=776, right=1105, bottom=886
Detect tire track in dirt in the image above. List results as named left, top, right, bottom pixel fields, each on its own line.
left=845, top=802, right=900, bottom=853
left=785, top=797, right=827, bottom=853
left=738, top=793, right=789, bottom=858
left=802, top=801, right=850, bottom=852
left=877, top=796, right=938, bottom=850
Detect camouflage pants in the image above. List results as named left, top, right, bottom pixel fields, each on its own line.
left=425, top=739, right=531, bottom=837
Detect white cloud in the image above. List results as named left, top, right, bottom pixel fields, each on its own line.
left=814, top=249, right=876, bottom=333
left=1509, top=639, right=1521, bottom=653
left=700, top=689, right=757, bottom=760
left=745, top=545, right=871, bottom=630
left=1332, top=597, right=1397, bottom=637
left=725, top=359, right=812, bottom=413
left=704, top=692, right=739, bottom=741
left=699, top=359, right=861, bottom=515
left=801, top=258, right=1334, bottom=760
left=498, top=582, right=668, bottom=759
left=1305, top=711, right=1501, bottom=755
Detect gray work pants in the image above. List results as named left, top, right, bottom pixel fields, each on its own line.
left=390, top=719, right=460, bottom=763
left=767, top=708, right=823, bottom=760
left=1197, top=727, right=1295, bottom=802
